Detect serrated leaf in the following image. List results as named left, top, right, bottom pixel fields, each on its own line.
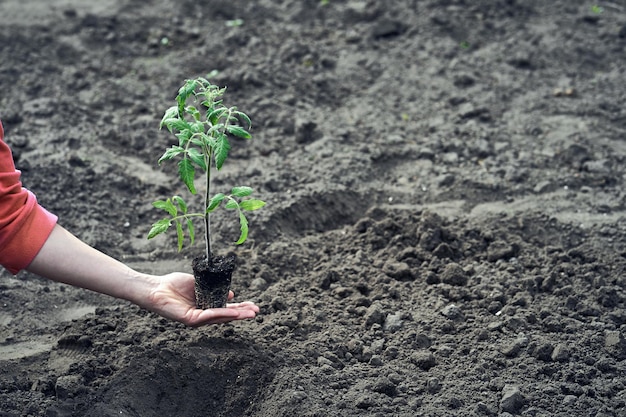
left=158, top=146, right=185, bottom=164
left=172, top=196, right=187, bottom=214
left=190, top=121, right=205, bottom=134
left=147, top=218, right=172, bottom=239
left=152, top=199, right=177, bottom=216
left=235, top=111, right=252, bottom=128
left=207, top=123, right=225, bottom=135
left=178, top=159, right=196, bottom=194
left=178, top=79, right=197, bottom=103
left=235, top=212, right=249, bottom=245
left=177, top=80, right=197, bottom=116
left=175, top=130, right=192, bottom=146
left=214, top=134, right=231, bottom=170
left=227, top=125, right=251, bottom=139
left=186, top=218, right=195, bottom=245
left=208, top=108, right=227, bottom=125
left=160, top=106, right=179, bottom=129
left=240, top=199, right=266, bottom=211
left=190, top=137, right=206, bottom=147
left=225, top=200, right=238, bottom=210
left=176, top=221, right=184, bottom=251
left=163, top=118, right=191, bottom=133
left=228, top=111, right=241, bottom=123
left=187, top=148, right=207, bottom=171
left=186, top=106, right=201, bottom=121
left=207, top=193, right=226, bottom=212
left=231, top=186, right=253, bottom=197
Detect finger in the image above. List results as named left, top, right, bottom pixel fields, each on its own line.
left=197, top=306, right=258, bottom=319
left=227, top=290, right=235, bottom=301
left=226, top=302, right=260, bottom=312
left=226, top=301, right=258, bottom=308
left=189, top=308, right=257, bottom=327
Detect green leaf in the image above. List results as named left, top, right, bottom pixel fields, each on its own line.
left=147, top=218, right=172, bottom=239
left=240, top=199, right=266, bottom=211
left=207, top=193, right=226, bottom=212
left=160, top=106, right=179, bottom=129
left=176, top=130, right=193, bottom=146
left=235, top=111, right=252, bottom=128
left=207, top=123, right=225, bottom=135
left=228, top=112, right=240, bottom=123
left=161, top=106, right=178, bottom=122
left=207, top=108, right=227, bottom=125
left=176, top=221, right=184, bottom=251
left=177, top=80, right=197, bottom=116
left=227, top=125, right=251, bottom=139
left=190, top=137, right=206, bottom=148
left=152, top=199, right=177, bottom=216
left=190, top=121, right=205, bottom=134
left=178, top=159, right=197, bottom=194
left=186, top=106, right=201, bottom=121
left=187, top=148, right=207, bottom=171
left=178, top=80, right=197, bottom=103
left=231, top=186, right=253, bottom=197
left=201, top=101, right=213, bottom=110
left=172, top=195, right=187, bottom=214
left=225, top=200, right=238, bottom=210
left=163, top=118, right=191, bottom=133
left=235, top=212, right=249, bottom=244
left=186, top=219, right=195, bottom=245
left=214, top=134, right=231, bottom=170
left=158, top=146, right=184, bottom=164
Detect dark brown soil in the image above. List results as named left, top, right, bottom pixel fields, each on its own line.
left=193, top=254, right=236, bottom=309
left=1, top=1, right=626, bottom=416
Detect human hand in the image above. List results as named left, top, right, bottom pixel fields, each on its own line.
left=143, top=272, right=260, bottom=327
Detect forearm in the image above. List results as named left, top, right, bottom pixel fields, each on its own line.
left=26, top=224, right=155, bottom=306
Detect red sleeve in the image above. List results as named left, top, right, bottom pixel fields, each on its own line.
left=0, top=121, right=58, bottom=274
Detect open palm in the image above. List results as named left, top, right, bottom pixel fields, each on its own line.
left=145, top=272, right=260, bottom=327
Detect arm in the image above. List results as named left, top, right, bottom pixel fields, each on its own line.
left=26, top=224, right=259, bottom=327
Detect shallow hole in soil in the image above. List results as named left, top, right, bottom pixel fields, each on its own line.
left=75, top=337, right=275, bottom=417
left=264, top=188, right=369, bottom=238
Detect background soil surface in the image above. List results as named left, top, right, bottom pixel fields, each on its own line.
left=1, top=1, right=626, bottom=416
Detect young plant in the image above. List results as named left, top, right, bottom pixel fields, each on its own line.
left=590, top=5, right=604, bottom=14
left=148, top=77, right=265, bottom=264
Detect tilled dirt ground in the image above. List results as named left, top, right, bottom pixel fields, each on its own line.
left=1, top=1, right=626, bottom=416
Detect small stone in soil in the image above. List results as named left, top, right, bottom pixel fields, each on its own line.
left=440, top=304, right=464, bottom=321
left=411, top=352, right=437, bottom=370
left=500, top=385, right=525, bottom=414
left=383, top=312, right=403, bottom=332
left=441, top=263, right=468, bottom=286
left=364, top=302, right=385, bottom=327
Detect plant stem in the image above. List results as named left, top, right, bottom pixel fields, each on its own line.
left=205, top=148, right=212, bottom=263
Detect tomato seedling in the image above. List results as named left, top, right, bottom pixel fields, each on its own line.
left=147, top=77, right=265, bottom=308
